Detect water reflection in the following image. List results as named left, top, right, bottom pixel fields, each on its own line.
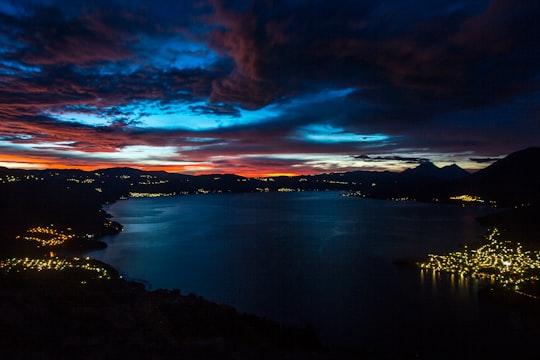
left=421, top=269, right=481, bottom=302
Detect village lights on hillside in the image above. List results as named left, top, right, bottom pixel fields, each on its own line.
left=418, top=229, right=540, bottom=292
left=0, top=256, right=116, bottom=280
left=449, top=194, right=485, bottom=203
left=16, top=225, right=76, bottom=247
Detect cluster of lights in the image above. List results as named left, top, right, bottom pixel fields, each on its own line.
left=16, top=226, right=76, bottom=247
left=277, top=187, right=298, bottom=192
left=390, top=197, right=415, bottom=202
left=0, top=174, right=44, bottom=183
left=342, top=191, right=365, bottom=197
left=0, top=256, right=115, bottom=281
left=0, top=175, right=21, bottom=183
left=128, top=192, right=177, bottom=197
left=138, top=180, right=169, bottom=185
left=449, top=194, right=497, bottom=206
left=66, top=178, right=95, bottom=184
left=450, top=194, right=485, bottom=203
left=418, top=228, right=540, bottom=292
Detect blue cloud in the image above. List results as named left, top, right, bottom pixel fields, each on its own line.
left=297, top=124, right=389, bottom=144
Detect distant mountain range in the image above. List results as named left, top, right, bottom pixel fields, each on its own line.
left=1, top=147, right=539, bottom=209
left=403, top=162, right=470, bottom=181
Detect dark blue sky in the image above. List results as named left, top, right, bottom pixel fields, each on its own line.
left=0, top=0, right=538, bottom=175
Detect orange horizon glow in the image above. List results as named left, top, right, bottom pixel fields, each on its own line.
left=0, top=164, right=312, bottom=178
left=0, top=157, right=317, bottom=178
left=0, top=151, right=488, bottom=177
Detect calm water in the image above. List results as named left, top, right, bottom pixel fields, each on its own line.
left=89, top=192, right=538, bottom=357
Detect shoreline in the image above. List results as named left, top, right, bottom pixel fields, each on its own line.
left=0, top=198, right=341, bottom=358
left=1, top=232, right=333, bottom=359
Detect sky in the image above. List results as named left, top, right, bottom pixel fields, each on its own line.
left=0, top=0, right=538, bottom=176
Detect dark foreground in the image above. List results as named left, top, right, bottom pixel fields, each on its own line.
left=0, top=267, right=346, bottom=359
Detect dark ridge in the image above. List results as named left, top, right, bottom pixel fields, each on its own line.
left=403, top=162, right=469, bottom=181
left=439, top=164, right=470, bottom=180
left=477, top=204, right=540, bottom=248
left=0, top=274, right=333, bottom=359
left=450, top=147, right=540, bottom=207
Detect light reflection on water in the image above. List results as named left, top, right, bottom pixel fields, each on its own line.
left=420, top=270, right=479, bottom=301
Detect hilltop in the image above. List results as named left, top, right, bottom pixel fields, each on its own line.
left=450, top=147, right=540, bottom=206
left=403, top=162, right=470, bottom=181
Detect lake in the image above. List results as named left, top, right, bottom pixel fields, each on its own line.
left=89, top=192, right=538, bottom=357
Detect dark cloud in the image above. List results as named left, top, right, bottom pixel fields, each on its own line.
left=205, top=0, right=540, bottom=121
left=189, top=103, right=241, bottom=117
left=354, top=155, right=430, bottom=164
left=469, top=157, right=502, bottom=164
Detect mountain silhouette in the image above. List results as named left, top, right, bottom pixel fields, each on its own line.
left=403, top=162, right=469, bottom=181
left=452, top=147, right=540, bottom=206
